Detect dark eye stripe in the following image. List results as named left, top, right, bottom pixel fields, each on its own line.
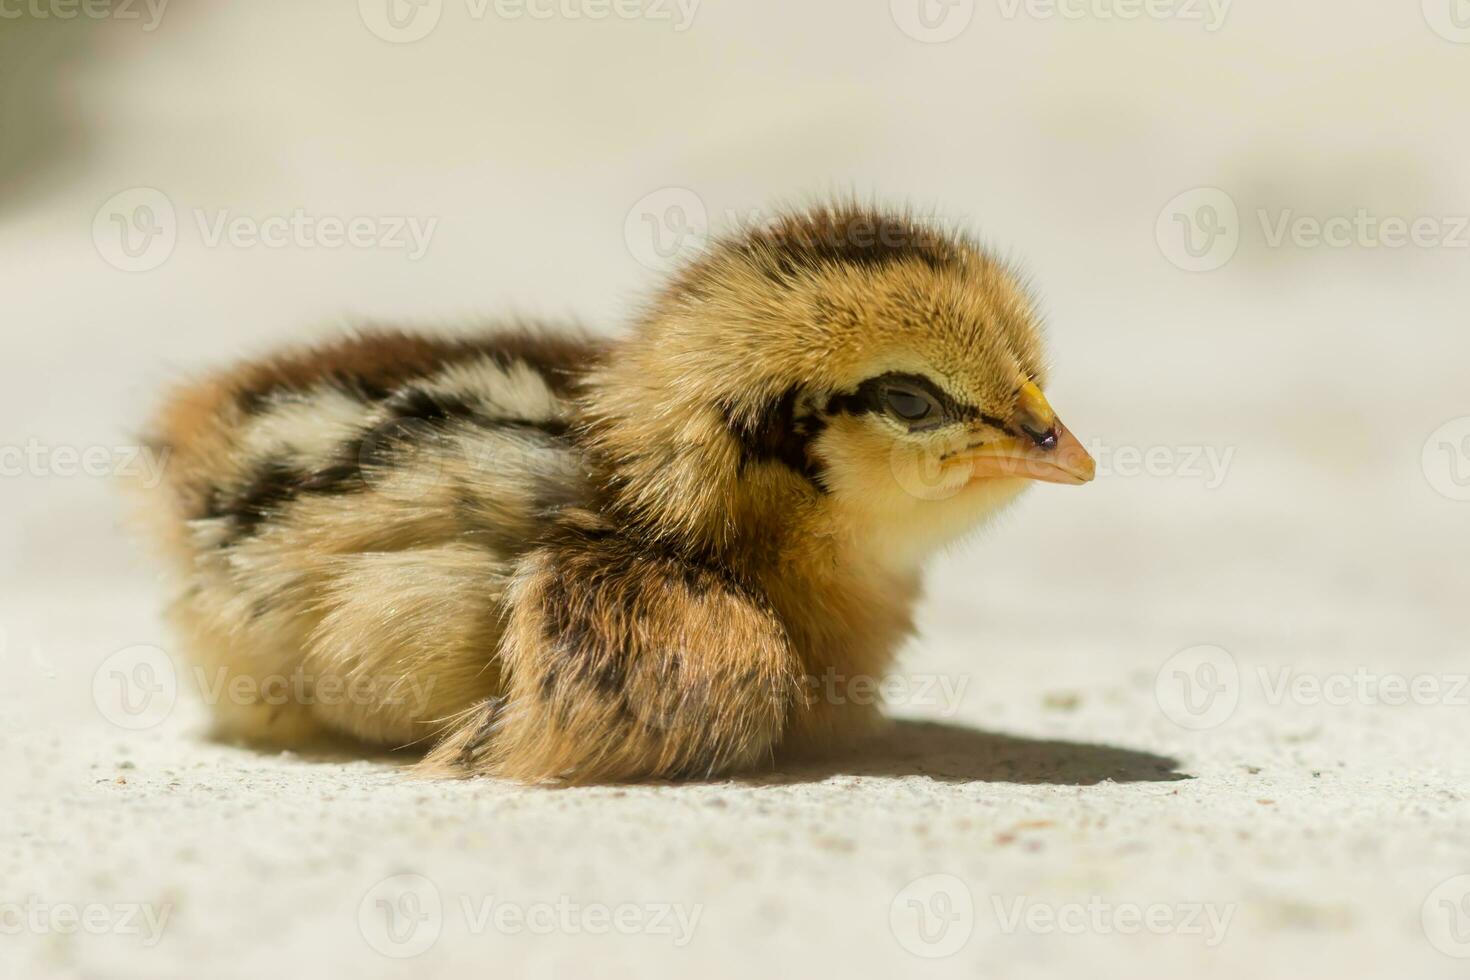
left=721, top=386, right=828, bottom=490
left=824, top=372, right=975, bottom=425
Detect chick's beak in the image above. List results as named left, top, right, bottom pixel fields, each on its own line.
left=959, top=381, right=1096, bottom=485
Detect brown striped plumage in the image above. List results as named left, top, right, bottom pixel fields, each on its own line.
left=137, top=203, right=1093, bottom=783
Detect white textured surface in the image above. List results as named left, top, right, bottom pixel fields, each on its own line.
left=4, top=2, right=1470, bottom=977
left=5, top=563, right=1470, bottom=980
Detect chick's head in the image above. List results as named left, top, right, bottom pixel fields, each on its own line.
left=589, top=204, right=1094, bottom=566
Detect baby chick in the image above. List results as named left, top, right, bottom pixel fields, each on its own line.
left=141, top=203, right=1094, bottom=783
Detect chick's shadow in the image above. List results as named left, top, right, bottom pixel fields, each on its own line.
left=758, top=719, right=1190, bottom=786
left=206, top=720, right=1188, bottom=788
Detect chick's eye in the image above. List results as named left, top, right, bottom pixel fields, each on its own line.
left=884, top=388, right=935, bottom=422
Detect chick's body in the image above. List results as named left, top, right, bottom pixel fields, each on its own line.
left=143, top=205, right=1094, bottom=783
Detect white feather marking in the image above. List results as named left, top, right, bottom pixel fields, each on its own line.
left=420, top=356, right=564, bottom=422
left=241, top=388, right=373, bottom=470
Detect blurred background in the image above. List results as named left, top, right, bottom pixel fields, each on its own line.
left=2, top=2, right=1468, bottom=978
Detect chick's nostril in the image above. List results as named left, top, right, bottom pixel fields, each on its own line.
left=1022, top=424, right=1059, bottom=451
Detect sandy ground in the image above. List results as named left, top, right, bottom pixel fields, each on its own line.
left=6, top=449, right=1469, bottom=979
left=3, top=2, right=1470, bottom=977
